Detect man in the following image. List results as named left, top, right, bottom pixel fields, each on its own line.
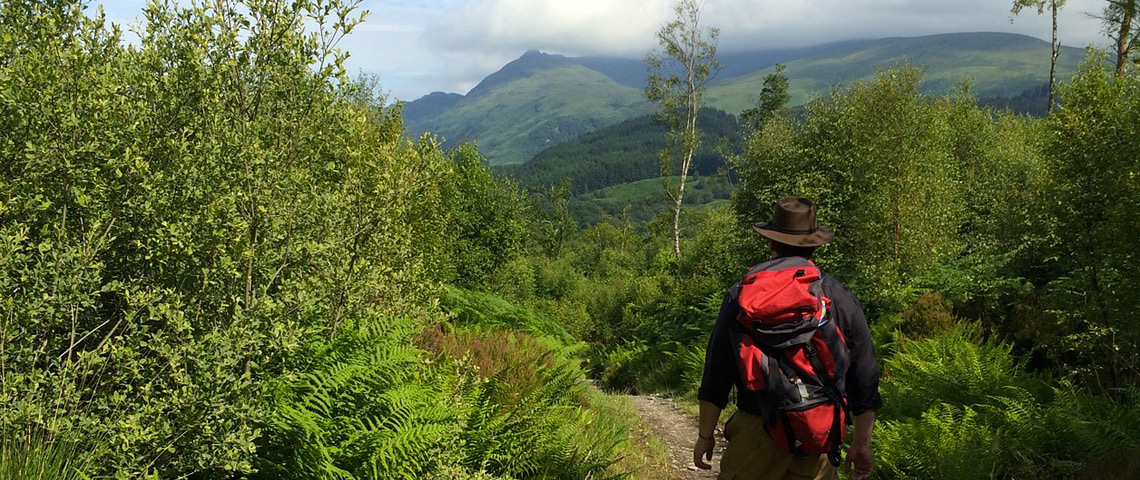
left=692, top=196, right=880, bottom=480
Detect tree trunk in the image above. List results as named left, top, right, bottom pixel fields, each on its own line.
left=671, top=27, right=702, bottom=260
left=672, top=112, right=696, bottom=259
left=673, top=185, right=684, bottom=258
left=1049, top=0, right=1059, bottom=113
left=1117, top=0, right=1136, bottom=74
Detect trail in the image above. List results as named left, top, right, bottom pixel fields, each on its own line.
left=627, top=394, right=724, bottom=480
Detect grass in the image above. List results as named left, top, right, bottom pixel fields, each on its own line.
left=0, top=431, right=94, bottom=480
left=582, top=389, right=674, bottom=480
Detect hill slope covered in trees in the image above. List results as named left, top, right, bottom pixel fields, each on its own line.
left=495, top=108, right=742, bottom=194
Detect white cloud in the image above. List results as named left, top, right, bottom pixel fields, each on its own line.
left=93, top=0, right=1117, bottom=102
left=427, top=0, right=673, bottom=57
left=368, top=0, right=1109, bottom=101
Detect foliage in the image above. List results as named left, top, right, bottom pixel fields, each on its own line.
left=253, top=320, right=456, bottom=480
left=441, top=145, right=529, bottom=289
left=440, top=286, right=573, bottom=343
left=733, top=66, right=972, bottom=313
left=875, top=328, right=1140, bottom=479
left=730, top=65, right=1051, bottom=319
left=893, top=292, right=957, bottom=339
left=0, top=0, right=456, bottom=476
left=1038, top=51, right=1140, bottom=391
left=740, top=64, right=791, bottom=130
left=10, top=1, right=1140, bottom=478
left=418, top=292, right=650, bottom=480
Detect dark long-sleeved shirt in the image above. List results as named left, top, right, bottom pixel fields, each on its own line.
left=697, top=267, right=882, bottom=416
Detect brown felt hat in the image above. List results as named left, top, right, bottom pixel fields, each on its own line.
left=752, top=196, right=834, bottom=247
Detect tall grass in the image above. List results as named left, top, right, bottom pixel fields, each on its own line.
left=0, top=431, right=93, bottom=480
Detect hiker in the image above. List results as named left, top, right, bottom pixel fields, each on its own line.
left=692, top=196, right=881, bottom=480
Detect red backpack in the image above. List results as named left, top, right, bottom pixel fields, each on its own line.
left=734, top=257, right=852, bottom=466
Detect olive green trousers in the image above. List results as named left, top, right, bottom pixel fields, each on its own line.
left=718, top=411, right=837, bottom=480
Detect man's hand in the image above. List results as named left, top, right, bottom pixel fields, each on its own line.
left=844, top=443, right=874, bottom=480
left=693, top=435, right=715, bottom=469
left=694, top=401, right=722, bottom=470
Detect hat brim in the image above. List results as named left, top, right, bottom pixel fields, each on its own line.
left=752, top=223, right=834, bottom=247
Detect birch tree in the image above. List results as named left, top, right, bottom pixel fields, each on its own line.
left=645, top=0, right=720, bottom=259
left=1011, top=0, right=1066, bottom=113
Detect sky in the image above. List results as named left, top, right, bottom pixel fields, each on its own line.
left=97, top=0, right=1112, bottom=103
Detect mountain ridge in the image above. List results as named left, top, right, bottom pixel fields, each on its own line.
left=403, top=32, right=1084, bottom=165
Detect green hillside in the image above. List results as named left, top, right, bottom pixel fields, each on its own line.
left=405, top=63, right=650, bottom=165
left=569, top=175, right=732, bottom=227
left=707, top=32, right=1085, bottom=112
left=496, top=108, right=742, bottom=194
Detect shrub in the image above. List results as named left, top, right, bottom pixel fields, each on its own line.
left=895, top=291, right=957, bottom=339
left=418, top=326, right=630, bottom=480
left=877, top=328, right=1140, bottom=479
left=0, top=1, right=454, bottom=476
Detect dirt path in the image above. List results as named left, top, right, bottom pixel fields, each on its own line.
left=627, top=394, right=724, bottom=480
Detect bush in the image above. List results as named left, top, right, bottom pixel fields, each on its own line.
left=0, top=1, right=455, bottom=476
left=895, top=291, right=957, bottom=339
left=417, top=326, right=630, bottom=480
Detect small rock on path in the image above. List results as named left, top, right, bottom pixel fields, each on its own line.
left=627, top=394, right=724, bottom=480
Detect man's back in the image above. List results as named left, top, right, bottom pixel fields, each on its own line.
left=691, top=196, right=880, bottom=480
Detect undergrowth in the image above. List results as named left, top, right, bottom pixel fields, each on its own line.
left=0, top=431, right=94, bottom=480
left=251, top=287, right=663, bottom=479
left=874, top=326, right=1140, bottom=479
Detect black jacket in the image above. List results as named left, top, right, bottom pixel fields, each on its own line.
left=697, top=263, right=882, bottom=416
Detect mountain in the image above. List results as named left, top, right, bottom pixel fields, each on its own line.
left=401, top=91, right=463, bottom=122
left=706, top=32, right=1085, bottom=110
left=404, top=53, right=651, bottom=165
left=404, top=32, right=1083, bottom=165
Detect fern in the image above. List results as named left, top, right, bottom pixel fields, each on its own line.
left=253, top=319, right=459, bottom=480
left=877, top=405, right=999, bottom=480
left=455, top=337, right=627, bottom=480
left=441, top=286, right=574, bottom=342
left=878, top=327, right=1140, bottom=479
left=882, top=324, right=1023, bottom=419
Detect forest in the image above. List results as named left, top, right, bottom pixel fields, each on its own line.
left=1, top=0, right=1140, bottom=479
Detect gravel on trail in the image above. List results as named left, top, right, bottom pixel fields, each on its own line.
left=627, top=394, right=725, bottom=480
